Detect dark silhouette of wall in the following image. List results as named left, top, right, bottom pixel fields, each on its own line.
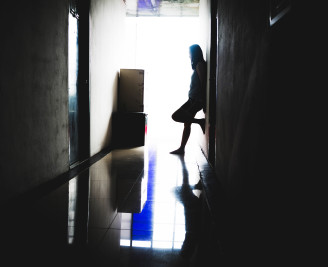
left=0, top=0, right=70, bottom=201
left=0, top=0, right=126, bottom=202
left=213, top=1, right=318, bottom=264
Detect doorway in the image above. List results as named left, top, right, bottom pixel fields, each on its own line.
left=124, top=17, right=204, bottom=149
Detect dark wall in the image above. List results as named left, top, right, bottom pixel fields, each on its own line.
left=0, top=0, right=127, bottom=203
left=213, top=0, right=309, bottom=264
left=215, top=0, right=268, bottom=199
left=213, top=0, right=323, bottom=263
left=0, top=0, right=69, bottom=201
left=262, top=2, right=319, bottom=263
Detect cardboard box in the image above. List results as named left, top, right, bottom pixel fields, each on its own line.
left=119, top=69, right=144, bottom=112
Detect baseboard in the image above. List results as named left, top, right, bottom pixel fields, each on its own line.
left=4, top=146, right=113, bottom=210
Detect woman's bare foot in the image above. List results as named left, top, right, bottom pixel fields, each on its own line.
left=170, top=148, right=185, bottom=154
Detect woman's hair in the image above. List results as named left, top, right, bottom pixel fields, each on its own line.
left=189, top=44, right=204, bottom=69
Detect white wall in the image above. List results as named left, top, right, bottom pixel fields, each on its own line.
left=89, top=0, right=126, bottom=156
left=198, top=0, right=211, bottom=156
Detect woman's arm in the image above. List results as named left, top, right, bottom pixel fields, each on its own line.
left=196, top=61, right=206, bottom=88
left=196, top=61, right=207, bottom=111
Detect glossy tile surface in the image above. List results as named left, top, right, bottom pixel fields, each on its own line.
left=1, top=140, right=219, bottom=266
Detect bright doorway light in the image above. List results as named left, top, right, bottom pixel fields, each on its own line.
left=123, top=17, right=202, bottom=146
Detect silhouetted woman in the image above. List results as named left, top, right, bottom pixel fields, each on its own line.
left=170, top=44, right=207, bottom=155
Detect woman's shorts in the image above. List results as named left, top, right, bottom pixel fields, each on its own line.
left=175, top=98, right=203, bottom=118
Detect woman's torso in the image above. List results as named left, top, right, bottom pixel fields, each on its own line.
left=188, top=61, right=206, bottom=101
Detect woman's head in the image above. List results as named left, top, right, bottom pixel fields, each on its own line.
left=189, top=44, right=204, bottom=69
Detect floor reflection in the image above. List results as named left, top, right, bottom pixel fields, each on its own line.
left=84, top=145, right=203, bottom=266
left=2, top=143, right=207, bottom=266
left=118, top=151, right=189, bottom=251
left=67, top=170, right=90, bottom=245
left=173, top=155, right=202, bottom=260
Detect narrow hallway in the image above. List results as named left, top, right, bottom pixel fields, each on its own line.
left=1, top=137, right=221, bottom=267
left=2, top=1, right=319, bottom=266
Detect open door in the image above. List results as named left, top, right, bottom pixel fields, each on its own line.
left=68, top=9, right=79, bottom=165
left=68, top=0, right=90, bottom=167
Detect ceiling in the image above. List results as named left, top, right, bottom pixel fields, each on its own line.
left=124, top=0, right=200, bottom=17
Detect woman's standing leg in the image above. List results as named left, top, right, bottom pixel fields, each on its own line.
left=170, top=122, right=191, bottom=154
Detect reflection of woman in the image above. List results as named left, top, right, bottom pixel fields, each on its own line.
left=170, top=44, right=207, bottom=155
left=173, top=155, right=202, bottom=259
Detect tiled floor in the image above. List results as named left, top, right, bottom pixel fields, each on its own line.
left=1, top=129, right=221, bottom=266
